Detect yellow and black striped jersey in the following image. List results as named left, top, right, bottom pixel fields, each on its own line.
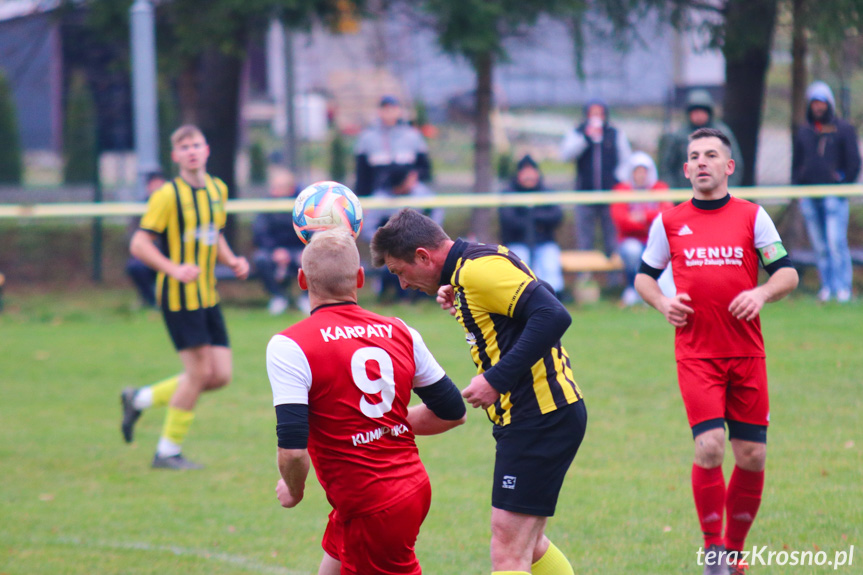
left=139, top=175, right=228, bottom=312
left=441, top=239, right=583, bottom=426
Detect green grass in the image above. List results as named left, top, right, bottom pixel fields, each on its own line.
left=1, top=290, right=861, bottom=574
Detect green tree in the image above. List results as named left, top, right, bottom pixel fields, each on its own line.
left=158, top=77, right=178, bottom=178
left=330, top=129, right=348, bottom=184
left=418, top=0, right=587, bottom=237
left=248, top=139, right=268, bottom=184
left=86, top=0, right=356, bottom=240
left=63, top=71, right=98, bottom=184
left=0, top=70, right=23, bottom=184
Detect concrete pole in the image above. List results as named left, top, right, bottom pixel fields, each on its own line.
left=130, top=0, right=160, bottom=200
left=283, top=22, right=298, bottom=172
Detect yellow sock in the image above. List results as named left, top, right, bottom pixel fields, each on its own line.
left=532, top=542, right=574, bottom=575
left=162, top=406, right=195, bottom=446
left=150, top=375, right=179, bottom=407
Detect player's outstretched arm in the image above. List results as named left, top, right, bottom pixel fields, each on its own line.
left=407, top=404, right=466, bottom=435
left=728, top=267, right=798, bottom=321
left=411, top=375, right=466, bottom=434
left=276, top=448, right=310, bottom=508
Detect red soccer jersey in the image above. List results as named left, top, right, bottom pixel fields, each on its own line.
left=266, top=303, right=445, bottom=519
left=642, top=196, right=783, bottom=360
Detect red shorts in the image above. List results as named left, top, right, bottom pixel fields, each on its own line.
left=676, top=357, right=769, bottom=431
left=322, top=480, right=432, bottom=575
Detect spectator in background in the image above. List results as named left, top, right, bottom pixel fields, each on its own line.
left=611, top=151, right=674, bottom=306
left=659, top=89, right=743, bottom=190
left=499, top=154, right=565, bottom=299
left=354, top=95, right=432, bottom=198
left=792, top=81, right=861, bottom=303
left=126, top=170, right=167, bottom=308
left=252, top=167, right=309, bottom=315
left=362, top=166, right=444, bottom=302
left=560, top=98, right=632, bottom=260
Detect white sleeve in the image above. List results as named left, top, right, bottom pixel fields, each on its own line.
left=266, top=334, right=312, bottom=406
left=559, top=129, right=588, bottom=161
left=753, top=206, right=782, bottom=249
left=641, top=214, right=671, bottom=270
left=405, top=325, right=446, bottom=389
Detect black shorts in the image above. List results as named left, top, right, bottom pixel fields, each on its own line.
left=162, top=305, right=229, bottom=351
left=491, top=400, right=587, bottom=517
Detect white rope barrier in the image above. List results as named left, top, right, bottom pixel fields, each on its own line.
left=0, top=185, right=861, bottom=219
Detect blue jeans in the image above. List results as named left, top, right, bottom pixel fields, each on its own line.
left=799, top=197, right=852, bottom=295
left=618, top=238, right=645, bottom=288
left=507, top=242, right=565, bottom=293
left=618, top=237, right=676, bottom=296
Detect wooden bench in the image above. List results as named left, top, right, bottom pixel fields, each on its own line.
left=559, top=250, right=624, bottom=274
left=559, top=250, right=624, bottom=304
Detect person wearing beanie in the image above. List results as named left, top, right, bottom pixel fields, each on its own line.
left=792, top=81, right=861, bottom=303
left=499, top=155, right=565, bottom=298
left=659, top=89, right=744, bottom=190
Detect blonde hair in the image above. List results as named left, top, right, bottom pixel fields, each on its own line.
left=301, top=229, right=360, bottom=299
left=170, top=124, right=206, bottom=148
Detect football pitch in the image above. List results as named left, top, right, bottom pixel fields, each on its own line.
left=1, top=290, right=860, bottom=574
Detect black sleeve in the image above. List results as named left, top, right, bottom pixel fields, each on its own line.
left=413, top=375, right=466, bottom=421
left=354, top=154, right=374, bottom=197
left=764, top=256, right=794, bottom=275
left=638, top=261, right=663, bottom=279
left=415, top=152, right=432, bottom=182
left=275, top=403, right=309, bottom=449
left=840, top=123, right=861, bottom=183
left=483, top=283, right=571, bottom=394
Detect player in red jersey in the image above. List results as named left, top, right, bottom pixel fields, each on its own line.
left=266, top=229, right=466, bottom=575
left=635, top=128, right=798, bottom=575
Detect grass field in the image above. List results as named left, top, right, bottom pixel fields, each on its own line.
left=1, top=289, right=860, bottom=575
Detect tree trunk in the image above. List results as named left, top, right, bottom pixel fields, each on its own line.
left=197, top=45, right=245, bottom=244
left=722, top=0, right=778, bottom=186
left=176, top=59, right=199, bottom=125
left=470, top=51, right=494, bottom=241
left=790, top=0, right=808, bottom=133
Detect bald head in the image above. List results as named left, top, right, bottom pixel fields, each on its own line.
left=301, top=229, right=361, bottom=300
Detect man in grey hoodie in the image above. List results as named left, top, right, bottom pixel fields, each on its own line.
left=792, top=81, right=861, bottom=302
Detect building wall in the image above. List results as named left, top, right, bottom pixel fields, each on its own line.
left=0, top=12, right=61, bottom=150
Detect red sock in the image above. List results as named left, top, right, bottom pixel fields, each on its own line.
left=724, top=466, right=764, bottom=552
left=692, top=464, right=726, bottom=548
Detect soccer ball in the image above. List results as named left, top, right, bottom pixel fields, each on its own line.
left=292, top=181, right=364, bottom=244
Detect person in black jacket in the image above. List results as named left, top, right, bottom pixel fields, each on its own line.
left=252, top=167, right=309, bottom=314
left=499, top=155, right=565, bottom=298
left=559, top=99, right=632, bottom=257
left=792, top=81, right=861, bottom=303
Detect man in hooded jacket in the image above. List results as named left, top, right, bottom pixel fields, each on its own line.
left=792, top=81, right=861, bottom=303
left=659, top=89, right=744, bottom=190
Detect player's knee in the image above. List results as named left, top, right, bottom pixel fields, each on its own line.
left=734, top=442, right=766, bottom=470
left=694, top=431, right=725, bottom=467
left=206, top=368, right=231, bottom=390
